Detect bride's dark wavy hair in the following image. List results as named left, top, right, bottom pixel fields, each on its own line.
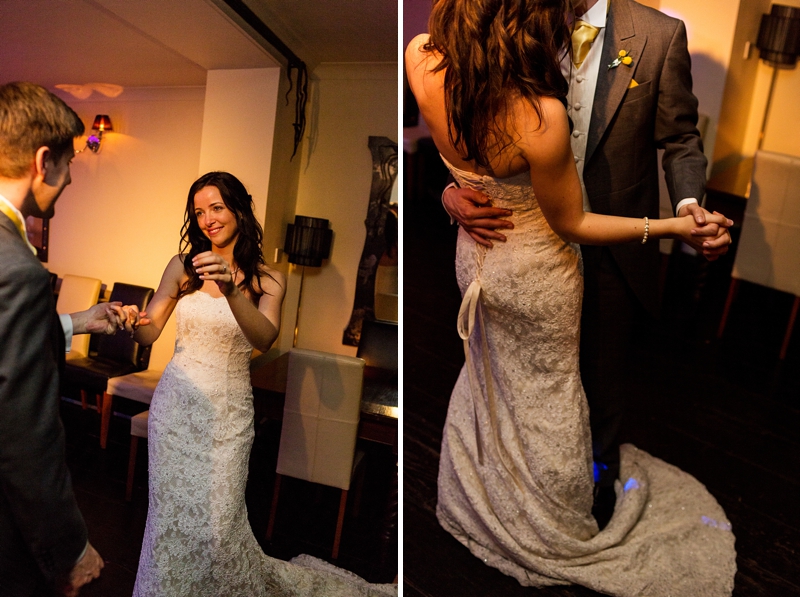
left=177, top=171, right=277, bottom=300
left=424, top=0, right=572, bottom=169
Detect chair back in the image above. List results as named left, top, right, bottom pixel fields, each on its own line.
left=357, top=319, right=398, bottom=372
left=56, top=274, right=102, bottom=358
left=276, top=349, right=365, bottom=490
left=97, top=283, right=154, bottom=369
left=733, top=150, right=800, bottom=296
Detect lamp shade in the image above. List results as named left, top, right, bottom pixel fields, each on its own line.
left=284, top=216, right=332, bottom=267
left=92, top=114, right=113, bottom=131
left=756, top=4, right=800, bottom=66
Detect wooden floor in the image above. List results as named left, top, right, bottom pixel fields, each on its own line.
left=402, top=160, right=800, bottom=596
left=60, top=394, right=397, bottom=595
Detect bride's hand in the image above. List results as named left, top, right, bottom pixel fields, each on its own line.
left=109, top=304, right=151, bottom=336
left=193, top=251, right=238, bottom=296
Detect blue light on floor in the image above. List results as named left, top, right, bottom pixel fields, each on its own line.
left=701, top=516, right=732, bottom=531
left=624, top=478, right=639, bottom=492
left=593, top=461, right=608, bottom=483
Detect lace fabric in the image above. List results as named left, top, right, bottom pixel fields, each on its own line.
left=134, top=291, right=396, bottom=597
left=436, top=157, right=736, bottom=595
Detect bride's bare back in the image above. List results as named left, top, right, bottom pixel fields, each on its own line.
left=405, top=34, right=560, bottom=180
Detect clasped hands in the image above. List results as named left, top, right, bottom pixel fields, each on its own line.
left=72, top=302, right=151, bottom=337
left=443, top=186, right=733, bottom=260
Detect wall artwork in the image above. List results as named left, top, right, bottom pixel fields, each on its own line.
left=342, top=136, right=398, bottom=346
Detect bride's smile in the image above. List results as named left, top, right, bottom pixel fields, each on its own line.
left=193, top=185, right=240, bottom=248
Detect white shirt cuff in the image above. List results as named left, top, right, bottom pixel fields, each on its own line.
left=675, top=198, right=699, bottom=217
left=442, top=182, right=458, bottom=225
left=59, top=313, right=73, bottom=353
left=74, top=541, right=89, bottom=566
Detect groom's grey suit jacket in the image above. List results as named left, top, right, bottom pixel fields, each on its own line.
left=0, top=212, right=87, bottom=596
left=584, top=0, right=707, bottom=316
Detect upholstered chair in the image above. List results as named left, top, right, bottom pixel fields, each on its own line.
left=55, top=274, right=102, bottom=360
left=63, top=282, right=154, bottom=447
left=267, top=348, right=366, bottom=559
left=717, top=150, right=800, bottom=359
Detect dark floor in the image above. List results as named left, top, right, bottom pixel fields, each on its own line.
left=60, top=392, right=397, bottom=596
left=403, top=151, right=800, bottom=596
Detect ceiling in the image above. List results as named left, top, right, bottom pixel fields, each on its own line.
left=0, top=0, right=397, bottom=90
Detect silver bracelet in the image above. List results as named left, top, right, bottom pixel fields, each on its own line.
left=641, top=216, right=649, bottom=244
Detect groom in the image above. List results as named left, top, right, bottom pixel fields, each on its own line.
left=441, top=0, right=731, bottom=526
left=0, top=81, right=123, bottom=596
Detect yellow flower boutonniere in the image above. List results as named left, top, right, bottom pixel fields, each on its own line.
left=608, top=49, right=634, bottom=70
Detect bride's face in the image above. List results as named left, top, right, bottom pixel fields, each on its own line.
left=193, top=185, right=239, bottom=249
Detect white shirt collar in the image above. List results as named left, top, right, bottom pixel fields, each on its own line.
left=0, top=193, right=28, bottom=234
left=582, top=0, right=608, bottom=28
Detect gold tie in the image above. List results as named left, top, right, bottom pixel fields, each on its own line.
left=0, top=201, right=38, bottom=255
left=572, top=20, right=600, bottom=69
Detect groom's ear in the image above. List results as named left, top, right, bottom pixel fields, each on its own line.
left=33, top=146, right=52, bottom=179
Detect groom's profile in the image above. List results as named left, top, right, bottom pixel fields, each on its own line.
left=0, top=82, right=104, bottom=596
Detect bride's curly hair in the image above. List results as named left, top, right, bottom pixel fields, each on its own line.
left=424, top=0, right=572, bottom=170
left=176, top=171, right=278, bottom=300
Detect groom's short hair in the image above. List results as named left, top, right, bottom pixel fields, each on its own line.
left=0, top=82, right=85, bottom=178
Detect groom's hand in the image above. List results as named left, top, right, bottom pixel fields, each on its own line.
left=681, top=203, right=733, bottom=261
left=73, top=302, right=151, bottom=336
left=63, top=543, right=104, bottom=596
left=443, top=186, right=513, bottom=248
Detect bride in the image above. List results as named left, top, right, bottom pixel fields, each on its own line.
left=121, top=172, right=395, bottom=596
left=406, top=0, right=736, bottom=595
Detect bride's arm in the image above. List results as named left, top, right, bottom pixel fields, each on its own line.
left=221, top=270, right=285, bottom=353
left=128, top=255, right=183, bottom=347
left=192, top=251, right=285, bottom=352
left=518, top=97, right=731, bottom=247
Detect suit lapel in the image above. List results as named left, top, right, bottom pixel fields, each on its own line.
left=586, top=0, right=645, bottom=165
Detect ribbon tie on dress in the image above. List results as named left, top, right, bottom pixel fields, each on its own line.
left=457, top=279, right=482, bottom=341
left=457, top=247, right=523, bottom=490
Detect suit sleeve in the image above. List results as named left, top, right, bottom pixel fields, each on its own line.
left=0, top=259, right=88, bottom=585
left=654, top=19, right=708, bottom=211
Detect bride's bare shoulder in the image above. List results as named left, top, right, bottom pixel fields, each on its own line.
left=405, top=34, right=438, bottom=74
left=405, top=34, right=431, bottom=60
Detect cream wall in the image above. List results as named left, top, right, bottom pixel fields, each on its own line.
left=198, top=69, right=281, bottom=226
left=284, top=63, right=397, bottom=355
left=654, top=0, right=740, bottom=165
left=742, top=0, right=800, bottom=157
left=711, top=0, right=771, bottom=176
left=50, top=86, right=205, bottom=371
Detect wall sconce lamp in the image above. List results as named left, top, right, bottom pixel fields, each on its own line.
left=85, top=114, right=113, bottom=153
left=755, top=4, right=800, bottom=149
left=284, top=216, right=333, bottom=347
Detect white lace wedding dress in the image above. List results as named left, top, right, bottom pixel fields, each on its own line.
left=437, top=157, right=737, bottom=596
left=133, top=290, right=396, bottom=597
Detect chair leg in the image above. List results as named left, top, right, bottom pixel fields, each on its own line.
left=717, top=278, right=740, bottom=339
left=80, top=389, right=89, bottom=410
left=126, top=435, right=139, bottom=502
left=351, top=461, right=366, bottom=519
left=332, top=489, right=348, bottom=560
left=780, top=295, right=800, bottom=360
left=266, top=474, right=282, bottom=541
left=100, top=392, right=113, bottom=449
